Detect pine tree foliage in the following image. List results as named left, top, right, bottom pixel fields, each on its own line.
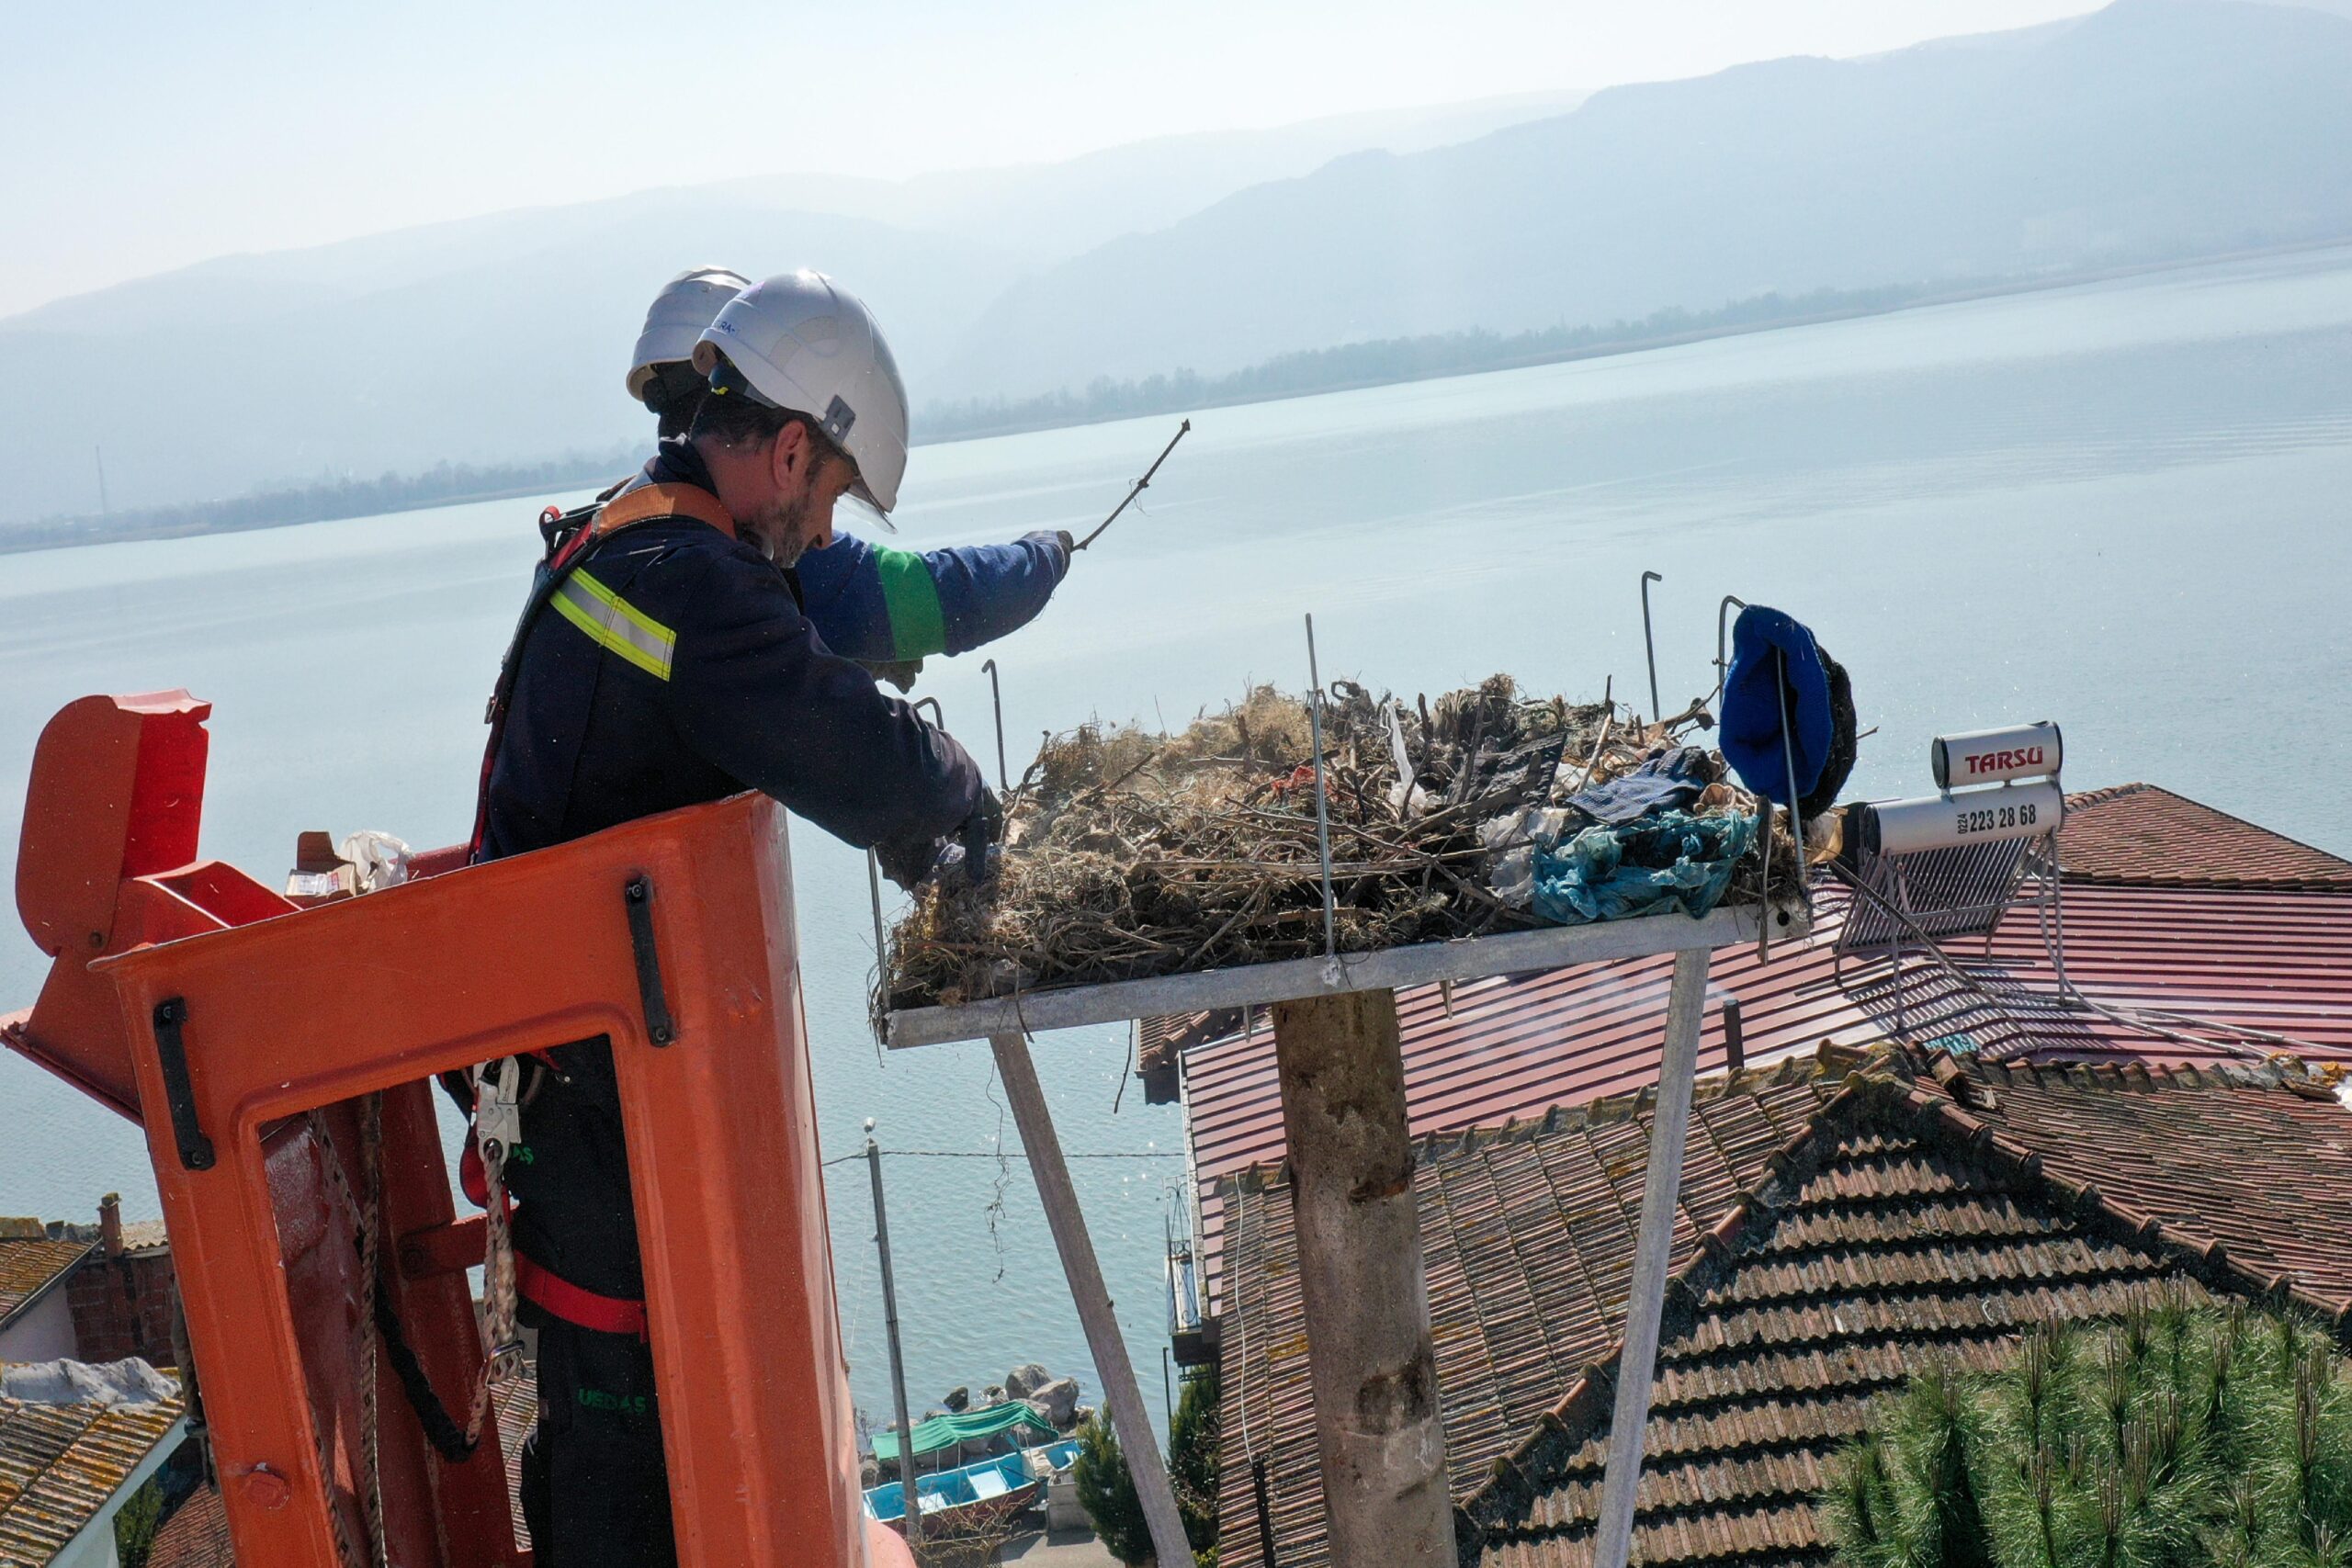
left=1075, top=1410, right=1156, bottom=1565
left=1824, top=1291, right=2352, bottom=1568
left=1170, top=1368, right=1223, bottom=1557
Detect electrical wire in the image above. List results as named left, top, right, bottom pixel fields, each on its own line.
left=823, top=1147, right=1181, bottom=1167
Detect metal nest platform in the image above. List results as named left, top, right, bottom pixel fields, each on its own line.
left=885, top=901, right=1786, bottom=1048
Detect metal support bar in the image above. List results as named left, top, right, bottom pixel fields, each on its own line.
left=989, top=1032, right=1189, bottom=1566
left=890, top=904, right=1769, bottom=1048
left=865, top=1133, right=923, bottom=1551
left=1592, top=947, right=1713, bottom=1568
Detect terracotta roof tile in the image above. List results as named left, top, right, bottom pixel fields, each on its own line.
left=1186, top=874, right=2352, bottom=1311
left=1212, top=1046, right=2352, bottom=1567
left=0, top=1238, right=91, bottom=1326
left=0, top=1393, right=183, bottom=1564
left=1135, top=1009, right=1243, bottom=1077
left=148, top=1484, right=234, bottom=1568
left=2061, top=784, right=2352, bottom=890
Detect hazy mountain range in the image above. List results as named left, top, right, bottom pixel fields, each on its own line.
left=6, top=0, right=2350, bottom=526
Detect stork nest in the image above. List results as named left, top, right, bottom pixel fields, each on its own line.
left=877, top=674, right=1795, bottom=1016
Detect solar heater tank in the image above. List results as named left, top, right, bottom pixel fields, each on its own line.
left=1859, top=777, right=2067, bottom=856
left=1930, top=722, right=2063, bottom=789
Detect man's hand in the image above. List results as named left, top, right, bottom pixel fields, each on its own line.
left=959, top=789, right=1004, bottom=881
left=875, top=791, right=1005, bottom=894
left=860, top=657, right=925, bottom=693
left=875, top=835, right=938, bottom=892
left=1056, top=529, right=1076, bottom=558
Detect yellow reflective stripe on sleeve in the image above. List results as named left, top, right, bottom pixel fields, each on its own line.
left=550, top=569, right=676, bottom=680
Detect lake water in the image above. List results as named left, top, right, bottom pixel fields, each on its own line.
left=4, top=245, right=2350, bottom=1437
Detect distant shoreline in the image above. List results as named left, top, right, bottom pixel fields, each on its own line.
left=6, top=235, right=2343, bottom=558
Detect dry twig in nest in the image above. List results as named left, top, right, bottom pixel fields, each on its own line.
left=879, top=674, right=1792, bottom=1016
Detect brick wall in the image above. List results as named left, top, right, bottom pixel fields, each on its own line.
left=68, top=1248, right=179, bottom=1367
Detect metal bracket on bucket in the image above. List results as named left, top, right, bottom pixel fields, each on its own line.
left=152, top=998, right=216, bottom=1170
left=624, top=876, right=675, bottom=1046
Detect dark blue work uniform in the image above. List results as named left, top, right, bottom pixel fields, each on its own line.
left=479, top=441, right=999, bottom=1566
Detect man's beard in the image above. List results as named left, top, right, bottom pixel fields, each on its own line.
left=749, top=490, right=820, bottom=569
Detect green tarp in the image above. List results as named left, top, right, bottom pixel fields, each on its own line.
left=870, top=1402, right=1056, bottom=1463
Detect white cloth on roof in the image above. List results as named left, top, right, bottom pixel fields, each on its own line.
left=2, top=1357, right=175, bottom=1407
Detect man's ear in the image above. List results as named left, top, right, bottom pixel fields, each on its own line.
left=774, top=420, right=815, bottom=488
left=765, top=422, right=796, bottom=488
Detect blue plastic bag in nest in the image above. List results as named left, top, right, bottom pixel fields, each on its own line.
left=1530, top=810, right=1758, bottom=926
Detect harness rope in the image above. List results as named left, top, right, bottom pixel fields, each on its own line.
left=304, top=1103, right=382, bottom=1568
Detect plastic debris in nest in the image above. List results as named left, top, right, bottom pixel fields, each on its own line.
left=879, top=674, right=1800, bottom=1015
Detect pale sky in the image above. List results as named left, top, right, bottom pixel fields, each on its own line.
left=2, top=0, right=2107, bottom=320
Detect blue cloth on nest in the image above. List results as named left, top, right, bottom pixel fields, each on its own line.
left=1531, top=810, right=1758, bottom=926
left=1721, top=605, right=1832, bottom=807
left=1567, top=745, right=1713, bottom=825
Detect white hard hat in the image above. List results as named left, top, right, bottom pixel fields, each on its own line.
left=626, top=266, right=750, bottom=405
left=693, top=270, right=911, bottom=514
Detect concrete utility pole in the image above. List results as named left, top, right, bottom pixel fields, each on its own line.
left=865, top=1127, right=924, bottom=1555
left=1271, top=987, right=1456, bottom=1567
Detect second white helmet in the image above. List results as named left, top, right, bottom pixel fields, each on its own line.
left=693, top=270, right=911, bottom=514
left=627, top=266, right=750, bottom=406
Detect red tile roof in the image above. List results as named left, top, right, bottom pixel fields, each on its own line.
left=148, top=1484, right=233, bottom=1568
left=1182, top=880, right=2352, bottom=1310
left=0, top=1389, right=183, bottom=1564
left=1136, top=1010, right=1241, bottom=1078
left=0, top=1238, right=91, bottom=1328
left=135, top=1371, right=535, bottom=1566
left=2060, top=784, right=2352, bottom=890
left=1212, top=1046, right=2352, bottom=1567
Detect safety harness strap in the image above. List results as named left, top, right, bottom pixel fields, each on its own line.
left=515, top=1254, right=650, bottom=1339
left=466, top=481, right=740, bottom=860
left=586, top=481, right=736, bottom=543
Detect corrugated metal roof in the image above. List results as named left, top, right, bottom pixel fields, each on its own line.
left=2061, top=783, right=2352, bottom=890
left=0, top=1393, right=183, bottom=1565
left=0, top=1240, right=91, bottom=1328
left=1214, top=1047, right=2352, bottom=1568
left=1182, top=881, right=2352, bottom=1310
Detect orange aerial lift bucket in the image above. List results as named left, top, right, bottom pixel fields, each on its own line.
left=6, top=693, right=911, bottom=1568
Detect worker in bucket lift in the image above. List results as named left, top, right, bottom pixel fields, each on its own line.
left=628, top=265, right=1072, bottom=691
left=469, top=271, right=1001, bottom=1567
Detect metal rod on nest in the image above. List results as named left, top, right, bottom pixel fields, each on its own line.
left=980, top=658, right=1008, bottom=792
left=1640, top=570, right=1664, bottom=726
left=1714, top=594, right=1747, bottom=707
left=1305, top=614, right=1339, bottom=963
left=1075, top=418, right=1192, bottom=551
left=1776, top=647, right=1809, bottom=913
left=867, top=850, right=890, bottom=1046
